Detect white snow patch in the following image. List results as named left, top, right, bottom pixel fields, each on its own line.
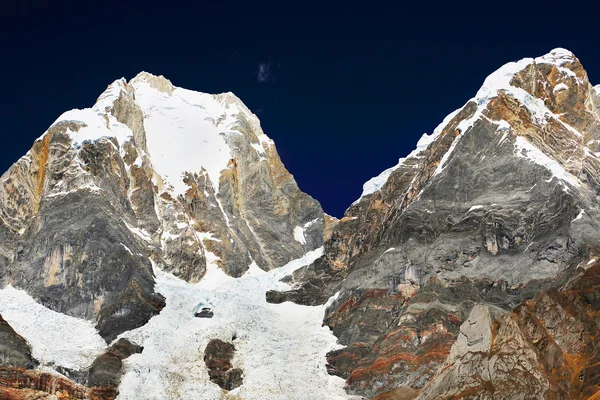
left=534, top=48, right=576, bottom=66
left=130, top=77, right=238, bottom=195
left=496, top=119, right=511, bottom=145
left=514, top=136, right=579, bottom=188
left=557, top=118, right=583, bottom=137
left=357, top=165, right=397, bottom=201
left=573, top=209, right=585, bottom=222
left=46, top=182, right=103, bottom=198
left=293, top=225, right=307, bottom=245
left=125, top=222, right=153, bottom=243
left=354, top=131, right=438, bottom=203
left=468, top=205, right=484, bottom=212
left=525, top=241, right=535, bottom=252
left=0, top=285, right=106, bottom=370
left=554, top=83, right=569, bottom=93
left=250, top=142, right=267, bottom=161
left=93, top=78, right=127, bottom=112
left=244, top=261, right=266, bottom=277
left=588, top=258, right=597, bottom=265
left=42, top=109, right=133, bottom=148
left=474, top=56, right=534, bottom=101
left=117, top=248, right=351, bottom=400
left=303, top=218, right=320, bottom=228
left=121, top=243, right=133, bottom=255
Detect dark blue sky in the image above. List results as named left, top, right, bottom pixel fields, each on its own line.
left=2, top=2, right=600, bottom=217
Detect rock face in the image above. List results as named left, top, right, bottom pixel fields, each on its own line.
left=88, top=339, right=143, bottom=389
left=270, top=48, right=600, bottom=398
left=0, top=367, right=117, bottom=400
left=417, top=260, right=600, bottom=400
left=0, top=315, right=37, bottom=369
left=203, top=339, right=243, bottom=391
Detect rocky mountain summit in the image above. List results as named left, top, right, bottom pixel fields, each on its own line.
left=1, top=48, right=600, bottom=399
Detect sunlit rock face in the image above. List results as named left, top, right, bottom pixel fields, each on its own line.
left=271, top=48, right=600, bottom=399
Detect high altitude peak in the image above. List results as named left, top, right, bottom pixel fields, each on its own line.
left=130, top=71, right=174, bottom=95
left=353, top=47, right=596, bottom=206
left=475, top=48, right=584, bottom=102
left=535, top=47, right=577, bottom=65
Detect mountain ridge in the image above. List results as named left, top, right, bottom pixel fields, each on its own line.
left=2, top=48, right=600, bottom=399
left=268, top=47, right=600, bottom=399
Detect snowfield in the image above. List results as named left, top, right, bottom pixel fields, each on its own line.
left=0, top=249, right=354, bottom=399
left=117, top=248, right=354, bottom=400
left=0, top=285, right=106, bottom=371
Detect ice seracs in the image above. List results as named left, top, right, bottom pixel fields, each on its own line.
left=116, top=248, right=352, bottom=400
left=0, top=285, right=106, bottom=371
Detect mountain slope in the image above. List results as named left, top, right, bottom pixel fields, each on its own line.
left=270, top=48, right=600, bottom=399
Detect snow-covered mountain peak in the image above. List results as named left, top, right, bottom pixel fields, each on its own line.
left=475, top=48, right=581, bottom=101
left=352, top=48, right=595, bottom=206
left=37, top=72, right=279, bottom=196
left=534, top=47, right=577, bottom=66
left=130, top=71, right=174, bottom=95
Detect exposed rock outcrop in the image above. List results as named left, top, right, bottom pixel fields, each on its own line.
left=88, top=339, right=143, bottom=389
left=0, top=367, right=117, bottom=400
left=0, top=315, right=37, bottom=370
left=204, top=339, right=243, bottom=391
left=417, top=260, right=600, bottom=399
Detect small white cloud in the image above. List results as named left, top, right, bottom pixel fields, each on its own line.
left=257, top=62, right=271, bottom=83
